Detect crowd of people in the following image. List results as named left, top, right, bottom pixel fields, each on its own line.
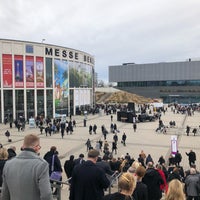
left=1, top=103, right=200, bottom=200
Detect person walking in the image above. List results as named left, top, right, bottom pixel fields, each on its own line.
left=112, top=141, right=117, bottom=155
left=185, top=168, right=200, bottom=200
left=93, top=124, right=97, bottom=134
left=175, top=150, right=182, bottom=166
left=133, top=123, right=137, bottom=132
left=43, top=146, right=63, bottom=196
left=186, top=125, right=190, bottom=136
left=142, top=162, right=163, bottom=200
left=89, top=125, right=92, bottom=135
left=186, top=150, right=196, bottom=166
left=122, top=132, right=127, bottom=146
left=113, top=133, right=118, bottom=144
left=1, top=134, right=53, bottom=200
left=64, top=155, right=75, bottom=180
left=70, top=149, right=110, bottom=200
left=85, top=138, right=91, bottom=151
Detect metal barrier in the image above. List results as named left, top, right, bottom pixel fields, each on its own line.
left=108, top=172, right=122, bottom=194
left=50, top=178, right=71, bottom=200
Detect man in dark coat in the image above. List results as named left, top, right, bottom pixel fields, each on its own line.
left=43, top=146, right=63, bottom=195
left=142, top=162, right=163, bottom=200
left=175, top=150, right=182, bottom=166
left=96, top=155, right=116, bottom=176
left=64, top=155, right=75, bottom=179
left=122, top=132, right=127, bottom=146
left=43, top=146, right=63, bottom=176
left=186, top=150, right=196, bottom=166
left=70, top=149, right=110, bottom=200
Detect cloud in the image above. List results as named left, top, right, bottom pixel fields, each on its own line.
left=0, top=0, right=200, bottom=82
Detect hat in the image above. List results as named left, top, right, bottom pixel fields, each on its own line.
left=88, top=149, right=99, bottom=158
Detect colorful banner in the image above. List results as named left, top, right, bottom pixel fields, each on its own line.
left=54, top=59, right=68, bottom=112
left=14, top=55, right=24, bottom=88
left=26, top=56, right=34, bottom=88
left=2, top=54, right=12, bottom=88
left=36, top=57, right=44, bottom=88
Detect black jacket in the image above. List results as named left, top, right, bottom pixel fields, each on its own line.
left=133, top=181, right=148, bottom=200
left=70, top=160, right=110, bottom=200
left=43, top=151, right=62, bottom=175
left=103, top=192, right=134, bottom=200
left=142, top=167, right=163, bottom=200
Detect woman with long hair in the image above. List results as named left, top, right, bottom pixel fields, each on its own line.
left=165, top=179, right=185, bottom=200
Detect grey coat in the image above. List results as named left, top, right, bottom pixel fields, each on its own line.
left=185, top=174, right=200, bottom=197
left=1, top=149, right=53, bottom=200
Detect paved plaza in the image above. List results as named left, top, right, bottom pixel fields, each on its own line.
left=1, top=108, right=200, bottom=198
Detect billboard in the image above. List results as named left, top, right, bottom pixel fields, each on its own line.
left=36, top=57, right=44, bottom=88
left=26, top=56, right=34, bottom=88
left=2, top=54, right=12, bottom=88
left=14, top=55, right=24, bottom=88
left=54, top=59, right=69, bottom=114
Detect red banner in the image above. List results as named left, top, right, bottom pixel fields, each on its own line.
left=26, top=56, right=34, bottom=88
left=14, top=55, right=24, bottom=88
left=36, top=57, right=44, bottom=88
left=3, top=54, right=13, bottom=88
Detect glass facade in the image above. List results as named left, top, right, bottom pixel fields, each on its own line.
left=4, top=90, right=13, bottom=121
left=37, top=90, right=44, bottom=116
left=46, top=90, right=53, bottom=118
left=118, top=80, right=200, bottom=87
left=69, top=62, right=93, bottom=88
left=46, top=58, right=53, bottom=87
left=0, top=39, right=94, bottom=123
left=26, top=90, right=35, bottom=119
left=15, top=90, right=24, bottom=118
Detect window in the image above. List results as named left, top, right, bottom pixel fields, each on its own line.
left=26, top=45, right=34, bottom=54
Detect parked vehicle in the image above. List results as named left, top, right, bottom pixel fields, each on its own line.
left=137, top=113, right=155, bottom=122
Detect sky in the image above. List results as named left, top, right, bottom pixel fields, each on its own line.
left=1, top=0, right=200, bottom=83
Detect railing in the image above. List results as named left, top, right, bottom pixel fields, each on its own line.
left=0, top=174, right=121, bottom=200
left=108, top=171, right=122, bottom=194
left=50, top=178, right=71, bottom=200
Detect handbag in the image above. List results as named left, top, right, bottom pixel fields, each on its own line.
left=50, top=155, right=62, bottom=181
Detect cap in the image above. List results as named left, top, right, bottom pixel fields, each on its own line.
left=88, top=149, right=99, bottom=158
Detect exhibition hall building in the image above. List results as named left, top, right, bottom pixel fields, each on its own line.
left=109, top=60, right=200, bottom=104
left=0, top=39, right=95, bottom=123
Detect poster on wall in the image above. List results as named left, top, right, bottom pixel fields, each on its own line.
left=74, top=89, right=91, bottom=107
left=14, top=55, right=24, bottom=88
left=36, top=57, right=44, bottom=88
left=69, top=62, right=92, bottom=88
left=54, top=59, right=69, bottom=114
left=2, top=54, right=12, bottom=88
left=26, top=56, right=34, bottom=88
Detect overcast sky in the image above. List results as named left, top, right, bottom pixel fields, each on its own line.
left=1, top=0, right=200, bottom=82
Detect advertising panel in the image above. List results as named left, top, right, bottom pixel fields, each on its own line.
left=26, top=56, right=34, bottom=88
left=171, top=135, right=177, bottom=156
left=36, top=57, right=44, bottom=88
left=2, top=54, right=12, bottom=88
left=54, top=59, right=69, bottom=114
left=14, top=55, right=24, bottom=88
